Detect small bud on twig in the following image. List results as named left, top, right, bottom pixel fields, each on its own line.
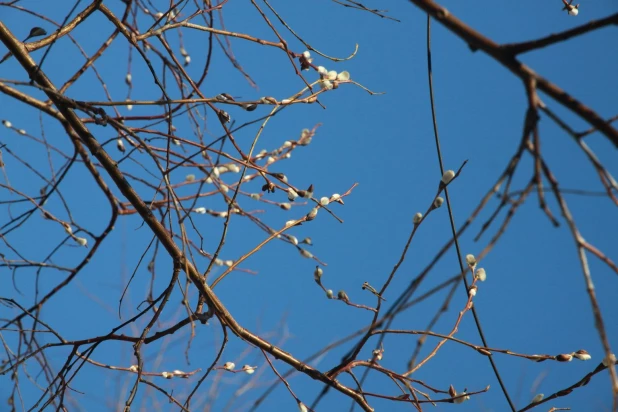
left=331, top=193, right=344, bottom=204
left=371, top=344, right=384, bottom=362
left=441, top=170, right=455, bottom=185
left=465, top=254, right=477, bottom=267
left=413, top=213, right=423, bottom=224
left=362, top=281, right=386, bottom=301
left=116, top=139, right=125, bottom=153
left=307, top=207, right=318, bottom=221
left=217, top=110, right=231, bottom=124
left=288, top=188, right=298, bottom=201
left=337, top=71, right=350, bottom=81
left=556, top=353, right=573, bottom=362
left=475, top=268, right=486, bottom=282
left=314, top=266, right=323, bottom=282
left=572, top=349, right=591, bottom=361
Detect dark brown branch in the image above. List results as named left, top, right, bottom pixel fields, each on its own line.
left=406, top=0, right=618, bottom=147
left=0, top=20, right=372, bottom=412
left=502, top=13, right=618, bottom=55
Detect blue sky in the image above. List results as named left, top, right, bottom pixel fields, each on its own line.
left=1, top=1, right=617, bottom=411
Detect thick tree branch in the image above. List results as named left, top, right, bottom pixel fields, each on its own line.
left=0, top=21, right=372, bottom=412
left=406, top=0, right=618, bottom=147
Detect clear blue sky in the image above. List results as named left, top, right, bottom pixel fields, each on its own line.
left=1, top=1, right=617, bottom=411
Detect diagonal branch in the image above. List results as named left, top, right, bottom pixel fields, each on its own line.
left=406, top=0, right=618, bottom=147
left=0, top=21, right=372, bottom=412
left=502, top=12, right=618, bottom=55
